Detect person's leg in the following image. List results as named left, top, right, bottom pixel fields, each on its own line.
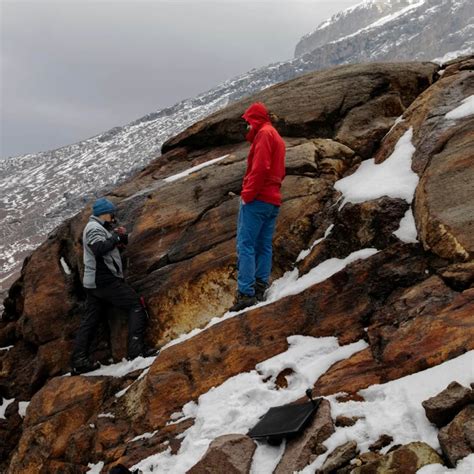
left=97, top=280, right=150, bottom=359
left=255, top=204, right=280, bottom=285
left=71, top=290, right=103, bottom=370
left=236, top=201, right=267, bottom=296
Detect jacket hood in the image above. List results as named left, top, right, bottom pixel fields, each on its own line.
left=242, top=102, right=271, bottom=142
left=242, top=102, right=271, bottom=128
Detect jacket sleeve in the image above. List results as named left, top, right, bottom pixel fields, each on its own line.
left=241, top=131, right=272, bottom=203
left=86, top=226, right=120, bottom=257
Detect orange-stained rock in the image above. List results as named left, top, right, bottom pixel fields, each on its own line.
left=123, top=244, right=428, bottom=431
left=314, top=285, right=474, bottom=396
left=8, top=376, right=112, bottom=473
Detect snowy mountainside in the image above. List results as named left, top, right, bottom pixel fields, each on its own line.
left=294, top=0, right=474, bottom=63
left=1, top=0, right=473, bottom=301
left=295, top=0, right=420, bottom=57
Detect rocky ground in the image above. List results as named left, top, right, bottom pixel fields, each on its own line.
left=0, top=57, right=473, bottom=473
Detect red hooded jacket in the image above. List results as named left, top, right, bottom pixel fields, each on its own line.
left=241, top=102, right=286, bottom=206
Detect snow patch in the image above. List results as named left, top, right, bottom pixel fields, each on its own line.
left=164, top=155, right=229, bottom=183
left=0, top=345, right=13, bottom=351
left=266, top=249, right=378, bottom=304
left=132, top=336, right=368, bottom=473
left=250, top=441, right=286, bottom=474
left=18, top=401, right=30, bottom=418
left=445, top=95, right=474, bottom=120
left=86, top=461, right=104, bottom=474
left=335, top=128, right=418, bottom=207
left=84, top=355, right=156, bottom=377
left=393, top=207, right=418, bottom=243
left=60, top=257, right=72, bottom=275
left=296, top=224, right=334, bottom=262
left=0, top=398, right=14, bottom=419
left=98, top=412, right=115, bottom=419
left=300, top=351, right=474, bottom=473
left=130, top=430, right=159, bottom=442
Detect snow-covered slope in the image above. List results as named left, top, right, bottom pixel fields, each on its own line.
left=295, top=0, right=421, bottom=56
left=1, top=0, right=472, bottom=300
left=295, top=0, right=474, bottom=63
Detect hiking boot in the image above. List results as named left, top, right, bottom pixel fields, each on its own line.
left=127, top=346, right=160, bottom=361
left=229, top=292, right=257, bottom=312
left=71, top=356, right=100, bottom=375
left=254, top=279, right=269, bottom=302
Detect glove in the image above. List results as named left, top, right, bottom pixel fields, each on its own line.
left=113, top=227, right=128, bottom=247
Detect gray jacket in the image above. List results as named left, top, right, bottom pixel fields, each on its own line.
left=83, top=216, right=124, bottom=289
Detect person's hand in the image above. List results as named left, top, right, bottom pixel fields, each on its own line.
left=241, top=198, right=247, bottom=206
left=113, top=227, right=128, bottom=246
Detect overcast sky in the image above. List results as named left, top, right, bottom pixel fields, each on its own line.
left=1, top=0, right=360, bottom=158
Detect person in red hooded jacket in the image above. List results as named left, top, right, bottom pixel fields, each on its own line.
left=230, top=102, right=286, bottom=312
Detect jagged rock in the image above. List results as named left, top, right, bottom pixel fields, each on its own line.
left=374, top=61, right=474, bottom=266
left=439, top=261, right=474, bottom=290
left=368, top=434, right=393, bottom=452
left=299, top=197, right=409, bottom=275
left=422, top=381, right=473, bottom=428
left=108, top=418, right=194, bottom=470
left=187, top=434, right=256, bottom=474
left=314, top=282, right=474, bottom=396
left=351, top=442, right=444, bottom=473
left=438, top=405, right=474, bottom=467
left=274, top=399, right=334, bottom=473
left=317, top=440, right=358, bottom=474
left=357, top=451, right=383, bottom=466
left=275, top=368, right=294, bottom=389
left=0, top=400, right=23, bottom=469
left=8, top=376, right=114, bottom=473
left=335, top=415, right=360, bottom=428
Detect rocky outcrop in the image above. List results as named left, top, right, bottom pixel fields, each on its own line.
left=422, top=381, right=473, bottom=428
left=162, top=62, right=438, bottom=158
left=317, top=440, right=358, bottom=474
left=438, top=405, right=474, bottom=466
left=351, top=442, right=444, bottom=474
left=1, top=58, right=473, bottom=472
left=187, top=434, right=256, bottom=474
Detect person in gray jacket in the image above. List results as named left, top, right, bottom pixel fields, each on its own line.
left=71, top=197, right=158, bottom=375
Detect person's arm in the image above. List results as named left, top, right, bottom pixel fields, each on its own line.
left=86, top=227, right=121, bottom=257
left=241, top=131, right=272, bottom=204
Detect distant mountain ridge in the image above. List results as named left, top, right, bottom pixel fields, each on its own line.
left=295, top=0, right=421, bottom=57
left=295, top=0, right=473, bottom=63
left=1, top=0, right=472, bottom=299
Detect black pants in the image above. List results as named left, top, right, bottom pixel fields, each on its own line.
left=72, top=279, right=147, bottom=362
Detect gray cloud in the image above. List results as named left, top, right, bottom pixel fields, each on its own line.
left=1, top=0, right=359, bottom=157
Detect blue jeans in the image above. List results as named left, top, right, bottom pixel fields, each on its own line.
left=236, top=199, right=280, bottom=296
